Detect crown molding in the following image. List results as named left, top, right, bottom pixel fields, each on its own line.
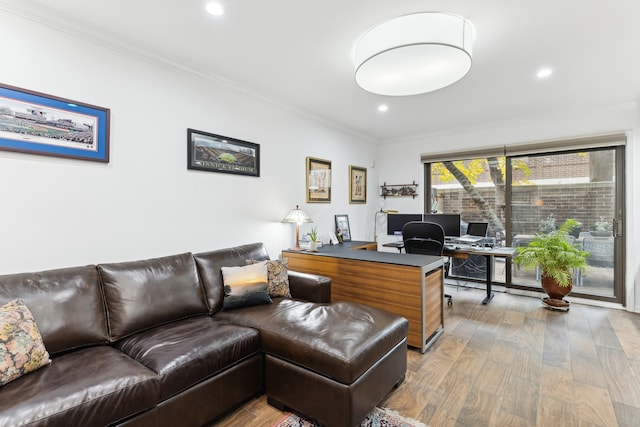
left=0, top=1, right=376, bottom=143
left=382, top=101, right=640, bottom=145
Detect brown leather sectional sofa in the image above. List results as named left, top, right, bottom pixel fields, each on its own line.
left=0, top=243, right=408, bottom=427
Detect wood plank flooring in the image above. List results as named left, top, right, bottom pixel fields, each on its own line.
left=215, top=286, right=640, bottom=426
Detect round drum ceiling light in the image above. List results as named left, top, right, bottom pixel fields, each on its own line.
left=354, top=12, right=475, bottom=96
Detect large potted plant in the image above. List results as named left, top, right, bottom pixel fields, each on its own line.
left=515, top=218, right=588, bottom=311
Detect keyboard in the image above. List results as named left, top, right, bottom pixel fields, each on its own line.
left=444, top=244, right=476, bottom=251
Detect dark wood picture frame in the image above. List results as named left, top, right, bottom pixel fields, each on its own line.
left=335, top=214, right=351, bottom=241
left=306, top=156, right=331, bottom=203
left=0, top=83, right=110, bottom=162
left=187, top=128, right=260, bottom=177
left=349, top=165, right=367, bottom=204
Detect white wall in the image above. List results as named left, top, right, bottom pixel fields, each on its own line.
left=3, top=10, right=639, bottom=312
left=0, top=11, right=378, bottom=274
left=377, top=103, right=640, bottom=312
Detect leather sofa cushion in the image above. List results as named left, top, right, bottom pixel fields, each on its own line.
left=216, top=299, right=409, bottom=384
left=0, top=265, right=109, bottom=355
left=99, top=253, right=208, bottom=340
left=193, top=243, right=270, bottom=313
left=115, top=316, right=260, bottom=400
left=0, top=346, right=160, bottom=427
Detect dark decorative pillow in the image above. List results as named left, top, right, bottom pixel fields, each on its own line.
left=246, top=259, right=291, bottom=298
left=220, top=262, right=272, bottom=311
left=0, top=299, right=51, bottom=386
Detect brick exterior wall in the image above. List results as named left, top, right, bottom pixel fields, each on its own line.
left=437, top=182, right=615, bottom=239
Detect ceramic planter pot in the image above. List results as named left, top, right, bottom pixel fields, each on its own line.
left=541, top=274, right=572, bottom=310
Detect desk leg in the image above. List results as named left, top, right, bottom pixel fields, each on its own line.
left=482, top=255, right=494, bottom=304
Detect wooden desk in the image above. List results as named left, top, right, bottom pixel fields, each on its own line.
left=283, top=242, right=444, bottom=353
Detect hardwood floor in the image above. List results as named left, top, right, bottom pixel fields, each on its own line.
left=216, top=286, right=640, bottom=426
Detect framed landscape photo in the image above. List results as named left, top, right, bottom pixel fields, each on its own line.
left=0, top=83, right=110, bottom=162
left=349, top=165, right=367, bottom=204
left=187, top=128, right=260, bottom=177
left=335, top=214, right=351, bottom=242
left=306, top=156, right=331, bottom=203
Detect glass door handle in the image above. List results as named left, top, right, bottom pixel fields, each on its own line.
left=614, top=218, right=623, bottom=236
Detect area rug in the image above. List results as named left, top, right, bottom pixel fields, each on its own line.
left=272, top=406, right=428, bottom=427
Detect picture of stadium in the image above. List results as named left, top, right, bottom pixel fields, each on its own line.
left=0, top=96, right=96, bottom=151
left=191, top=134, right=257, bottom=173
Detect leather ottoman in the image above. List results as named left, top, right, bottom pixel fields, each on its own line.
left=216, top=299, right=409, bottom=427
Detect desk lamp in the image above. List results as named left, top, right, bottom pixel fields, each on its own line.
left=282, top=205, right=312, bottom=250
left=374, top=209, right=398, bottom=242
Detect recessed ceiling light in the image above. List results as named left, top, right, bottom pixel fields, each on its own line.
left=537, top=68, right=553, bottom=78
left=206, top=2, right=224, bottom=16
left=378, top=104, right=389, bottom=112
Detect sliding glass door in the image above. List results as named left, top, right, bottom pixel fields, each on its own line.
left=425, top=140, right=625, bottom=304
left=508, top=147, right=624, bottom=302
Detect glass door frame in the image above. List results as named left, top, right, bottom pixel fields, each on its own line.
left=425, top=145, right=626, bottom=305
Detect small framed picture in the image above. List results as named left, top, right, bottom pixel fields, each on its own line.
left=187, top=128, right=260, bottom=177
left=335, top=214, right=351, bottom=242
left=349, top=165, right=367, bottom=204
left=306, top=156, right=331, bottom=203
left=0, top=83, right=110, bottom=162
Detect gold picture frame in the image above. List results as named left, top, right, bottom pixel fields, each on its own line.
left=349, top=165, right=367, bottom=204
left=306, top=157, right=332, bottom=203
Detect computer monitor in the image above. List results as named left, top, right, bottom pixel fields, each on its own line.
left=387, top=213, right=423, bottom=235
left=423, top=213, right=462, bottom=238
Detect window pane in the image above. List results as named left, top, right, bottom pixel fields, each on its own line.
left=429, top=147, right=620, bottom=301
left=510, top=150, right=616, bottom=297
left=431, top=158, right=507, bottom=283
left=431, top=158, right=506, bottom=238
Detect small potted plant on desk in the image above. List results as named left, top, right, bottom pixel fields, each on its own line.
left=514, top=218, right=588, bottom=311
left=307, top=227, right=320, bottom=251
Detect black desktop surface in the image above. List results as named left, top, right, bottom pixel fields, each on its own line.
left=288, top=241, right=444, bottom=268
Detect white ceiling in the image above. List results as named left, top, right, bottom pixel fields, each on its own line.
left=2, top=0, right=640, bottom=142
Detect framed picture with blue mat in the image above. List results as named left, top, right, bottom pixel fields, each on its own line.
left=0, top=83, right=110, bottom=163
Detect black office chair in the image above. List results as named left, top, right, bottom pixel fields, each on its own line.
left=402, top=221, right=453, bottom=306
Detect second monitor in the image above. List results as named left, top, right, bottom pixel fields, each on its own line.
left=387, top=213, right=461, bottom=238
left=423, top=213, right=461, bottom=238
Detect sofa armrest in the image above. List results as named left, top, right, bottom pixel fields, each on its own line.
left=288, top=271, right=331, bottom=303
